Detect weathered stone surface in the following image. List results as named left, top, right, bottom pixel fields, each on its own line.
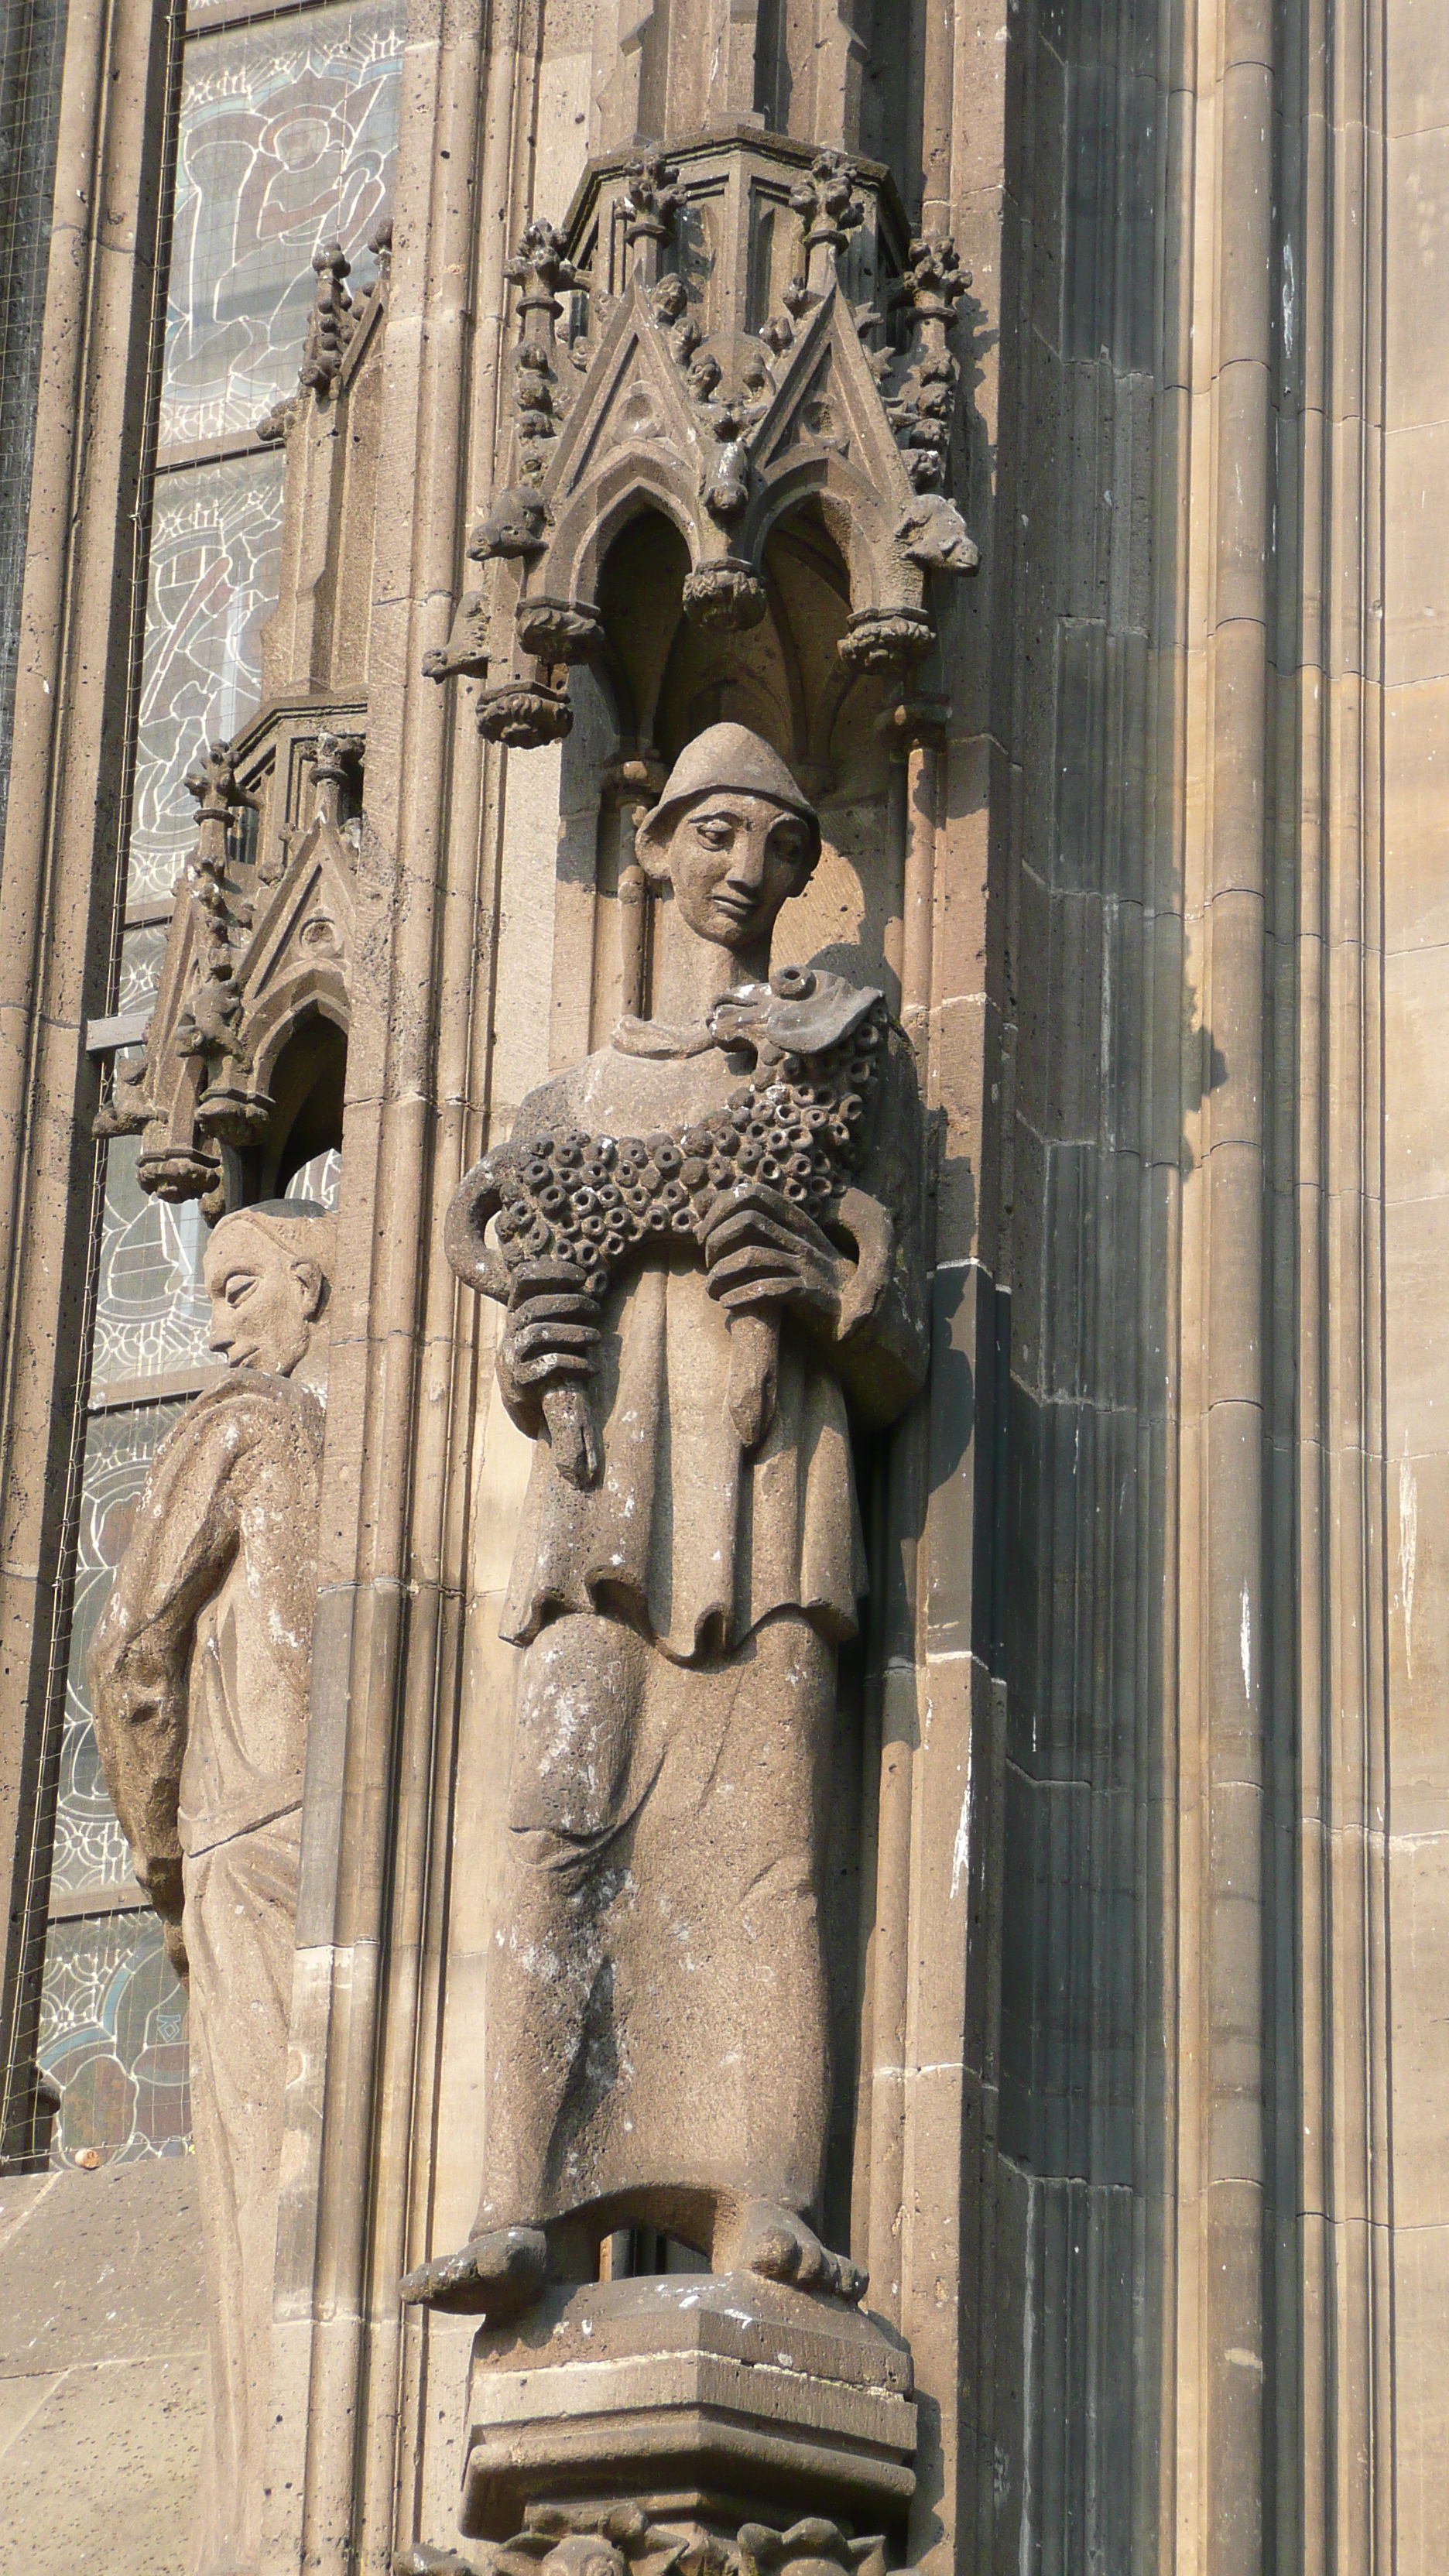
left=0, top=2354, right=205, bottom=2576
left=87, top=1204, right=333, bottom=2576
left=0, top=2166, right=205, bottom=2576
left=409, top=734, right=926, bottom=2331
left=461, top=2273, right=916, bottom=2539
left=0, top=2163, right=204, bottom=2371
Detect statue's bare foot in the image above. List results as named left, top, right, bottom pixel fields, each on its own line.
left=399, top=2223, right=548, bottom=2317
left=731, top=2201, right=868, bottom=2304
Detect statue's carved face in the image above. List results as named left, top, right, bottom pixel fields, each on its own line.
left=204, top=1220, right=321, bottom=1379
left=655, top=790, right=812, bottom=952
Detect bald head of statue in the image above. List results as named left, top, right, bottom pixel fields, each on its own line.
left=203, top=1199, right=335, bottom=1381
left=635, top=724, right=820, bottom=958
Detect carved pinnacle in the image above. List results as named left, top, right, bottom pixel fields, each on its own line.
left=505, top=220, right=578, bottom=329
left=790, top=150, right=865, bottom=293
left=298, top=241, right=356, bottom=391
left=620, top=152, right=683, bottom=248
left=183, top=739, right=241, bottom=828
left=900, top=231, right=971, bottom=341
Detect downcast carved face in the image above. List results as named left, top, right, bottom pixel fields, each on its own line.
left=655, top=790, right=813, bottom=953
left=204, top=1218, right=321, bottom=1378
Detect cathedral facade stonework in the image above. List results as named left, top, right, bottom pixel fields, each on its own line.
left=0, top=5, right=1443, bottom=2574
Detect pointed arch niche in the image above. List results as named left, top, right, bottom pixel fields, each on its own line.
left=560, top=493, right=905, bottom=1060
left=540, top=495, right=913, bottom=2270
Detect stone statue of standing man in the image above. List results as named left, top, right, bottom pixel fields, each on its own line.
left=89, top=1198, right=333, bottom=2576
left=409, top=724, right=926, bottom=2321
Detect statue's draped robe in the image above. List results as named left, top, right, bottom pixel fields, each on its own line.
left=478, top=1009, right=925, bottom=2241
left=90, top=1374, right=323, bottom=2576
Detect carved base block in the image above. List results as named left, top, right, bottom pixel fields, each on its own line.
left=460, top=2274, right=916, bottom=2543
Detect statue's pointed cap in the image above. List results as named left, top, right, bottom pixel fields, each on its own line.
left=639, top=724, right=820, bottom=865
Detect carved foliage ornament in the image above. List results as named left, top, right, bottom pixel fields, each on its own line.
left=425, top=133, right=979, bottom=742
left=396, top=2494, right=888, bottom=2576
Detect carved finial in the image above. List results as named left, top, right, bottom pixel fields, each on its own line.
left=790, top=151, right=865, bottom=294
left=505, top=219, right=577, bottom=468
left=505, top=219, right=578, bottom=331
left=298, top=242, right=356, bottom=392
left=886, top=234, right=971, bottom=492
left=182, top=745, right=245, bottom=961
left=183, top=739, right=242, bottom=829
left=174, top=742, right=260, bottom=1105
left=621, top=152, right=683, bottom=267
left=310, top=731, right=362, bottom=831
left=901, top=231, right=971, bottom=337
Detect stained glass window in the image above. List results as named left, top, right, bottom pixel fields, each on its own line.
left=115, top=917, right=171, bottom=1019
left=93, top=1137, right=215, bottom=1392
left=161, top=0, right=403, bottom=447
left=39, top=1912, right=190, bottom=2167
left=127, top=451, right=287, bottom=903
left=285, top=1146, right=342, bottom=1208
left=43, top=1399, right=192, bottom=2162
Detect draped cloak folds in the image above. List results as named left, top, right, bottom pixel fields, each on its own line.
left=88, top=1371, right=323, bottom=2576
left=474, top=995, right=927, bottom=2235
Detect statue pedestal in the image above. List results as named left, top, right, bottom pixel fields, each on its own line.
left=459, top=2273, right=916, bottom=2545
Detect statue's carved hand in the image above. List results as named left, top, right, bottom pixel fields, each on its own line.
left=703, top=1180, right=851, bottom=1334
left=502, top=1283, right=602, bottom=1396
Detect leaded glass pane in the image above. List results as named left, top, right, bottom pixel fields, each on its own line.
left=93, top=1136, right=214, bottom=1393
left=128, top=450, right=286, bottom=903
left=115, top=918, right=170, bottom=1019
left=161, top=0, right=403, bottom=446
left=53, top=1402, right=188, bottom=1896
left=39, top=1910, right=190, bottom=2166
left=285, top=1148, right=342, bottom=1208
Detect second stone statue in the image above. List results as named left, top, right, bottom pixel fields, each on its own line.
left=408, top=725, right=927, bottom=2323
left=88, top=1198, right=333, bottom=2576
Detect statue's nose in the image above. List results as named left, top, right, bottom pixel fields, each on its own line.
left=727, top=833, right=769, bottom=890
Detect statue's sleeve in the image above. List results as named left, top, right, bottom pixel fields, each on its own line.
left=87, top=1388, right=250, bottom=1923
left=486, top=1068, right=585, bottom=1439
